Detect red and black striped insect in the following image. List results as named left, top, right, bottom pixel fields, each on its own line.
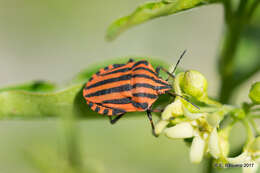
left=83, top=51, right=191, bottom=136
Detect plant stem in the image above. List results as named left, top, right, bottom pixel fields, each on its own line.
left=242, top=118, right=255, bottom=149
left=63, top=113, right=83, bottom=172
left=249, top=117, right=260, bottom=136
left=203, top=157, right=214, bottom=173
left=218, top=15, right=245, bottom=103
left=251, top=114, right=260, bottom=118
left=218, top=0, right=260, bottom=103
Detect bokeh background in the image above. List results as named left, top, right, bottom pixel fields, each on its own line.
left=0, top=0, right=259, bottom=173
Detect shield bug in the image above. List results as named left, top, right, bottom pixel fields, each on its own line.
left=83, top=50, right=196, bottom=136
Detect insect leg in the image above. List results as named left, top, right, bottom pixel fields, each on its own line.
left=146, top=109, right=158, bottom=137
left=109, top=114, right=125, bottom=124
left=151, top=108, right=164, bottom=113
left=155, top=67, right=160, bottom=75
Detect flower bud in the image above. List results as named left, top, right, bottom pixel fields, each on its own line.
left=161, top=98, right=183, bottom=120
left=164, top=122, right=194, bottom=139
left=227, top=152, right=251, bottom=164
left=190, top=135, right=205, bottom=163
left=206, top=112, right=222, bottom=128
left=181, top=70, right=208, bottom=99
left=173, top=72, right=184, bottom=95
left=232, top=108, right=246, bottom=119
left=249, top=82, right=260, bottom=104
left=183, top=107, right=205, bottom=119
left=154, top=120, right=169, bottom=135
left=249, top=137, right=260, bottom=153
left=218, top=129, right=230, bottom=157
left=209, top=128, right=221, bottom=159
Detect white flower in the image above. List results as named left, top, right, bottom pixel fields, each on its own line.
left=154, top=120, right=169, bottom=135
left=227, top=151, right=258, bottom=173
left=164, top=122, right=195, bottom=139
left=190, top=135, right=206, bottom=163
left=209, top=128, right=221, bottom=159
left=183, top=107, right=205, bottom=119
left=161, top=98, right=183, bottom=120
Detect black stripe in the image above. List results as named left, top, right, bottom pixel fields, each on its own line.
left=133, top=83, right=158, bottom=90
left=132, top=83, right=170, bottom=90
left=112, top=108, right=125, bottom=115
left=85, top=84, right=131, bottom=97
left=113, top=64, right=125, bottom=68
left=86, top=83, right=171, bottom=98
left=133, top=93, right=158, bottom=99
left=88, top=77, right=93, bottom=82
left=103, top=109, right=109, bottom=115
left=133, top=67, right=157, bottom=76
left=86, top=74, right=131, bottom=89
left=132, top=74, right=169, bottom=86
left=87, top=73, right=167, bottom=91
left=95, top=106, right=100, bottom=112
left=101, top=62, right=155, bottom=77
left=132, top=60, right=148, bottom=68
left=131, top=101, right=148, bottom=109
left=102, top=97, right=132, bottom=104
left=104, top=66, right=109, bottom=71
left=96, top=71, right=100, bottom=75
left=101, top=67, right=131, bottom=76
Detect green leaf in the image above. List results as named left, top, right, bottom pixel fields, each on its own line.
left=0, top=58, right=171, bottom=120
left=0, top=84, right=83, bottom=119
left=0, top=80, right=56, bottom=93
left=106, top=0, right=219, bottom=41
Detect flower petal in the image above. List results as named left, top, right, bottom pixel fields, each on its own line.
left=154, top=120, right=169, bottom=135
left=183, top=107, right=205, bottom=119
left=190, top=135, right=205, bottom=163
left=162, top=99, right=183, bottom=120
left=227, top=152, right=251, bottom=164
left=165, top=122, right=194, bottom=139
left=209, top=128, right=221, bottom=159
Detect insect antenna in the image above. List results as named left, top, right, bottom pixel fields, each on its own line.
left=168, top=92, right=200, bottom=110
left=166, top=50, right=187, bottom=81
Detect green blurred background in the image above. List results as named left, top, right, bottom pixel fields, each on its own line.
left=0, top=0, right=259, bottom=173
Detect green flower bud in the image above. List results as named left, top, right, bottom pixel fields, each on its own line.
left=227, top=152, right=251, bottom=164
left=218, top=128, right=230, bottom=157
left=249, top=137, right=260, bottom=153
left=181, top=70, right=208, bottom=99
left=173, top=72, right=184, bottom=95
left=249, top=82, right=260, bottom=104
left=206, top=112, right=222, bottom=128
left=231, top=108, right=246, bottom=119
